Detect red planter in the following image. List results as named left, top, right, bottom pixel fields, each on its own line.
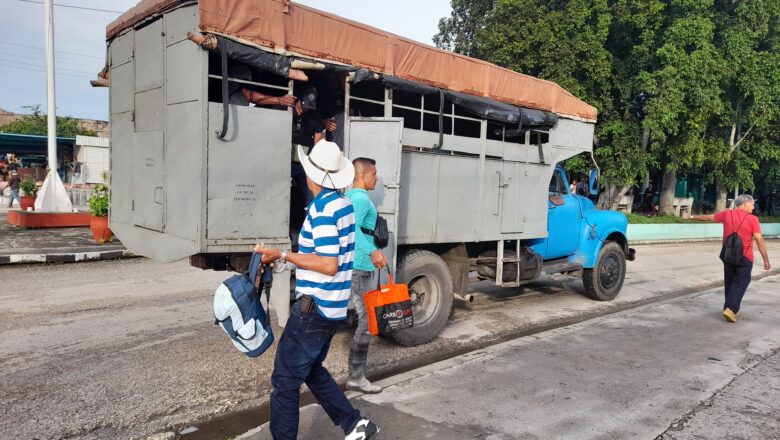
left=19, top=195, right=36, bottom=211
left=90, top=215, right=113, bottom=243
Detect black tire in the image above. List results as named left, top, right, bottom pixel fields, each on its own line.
left=582, top=241, right=626, bottom=301
left=389, top=249, right=454, bottom=346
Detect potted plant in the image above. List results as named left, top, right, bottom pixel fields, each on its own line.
left=19, top=177, right=38, bottom=211
left=88, top=183, right=112, bottom=243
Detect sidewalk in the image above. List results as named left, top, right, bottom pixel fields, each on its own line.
left=0, top=207, right=131, bottom=265
left=244, top=275, right=780, bottom=439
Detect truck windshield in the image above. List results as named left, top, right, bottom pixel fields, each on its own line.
left=549, top=171, right=568, bottom=195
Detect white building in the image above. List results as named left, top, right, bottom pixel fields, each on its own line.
left=74, top=135, right=109, bottom=184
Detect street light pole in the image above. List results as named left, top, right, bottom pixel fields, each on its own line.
left=34, top=0, right=73, bottom=212
left=45, top=0, right=56, bottom=171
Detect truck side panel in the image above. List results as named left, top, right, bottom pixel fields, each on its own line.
left=206, top=104, right=291, bottom=241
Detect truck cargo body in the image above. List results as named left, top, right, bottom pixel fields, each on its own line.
left=105, top=2, right=632, bottom=345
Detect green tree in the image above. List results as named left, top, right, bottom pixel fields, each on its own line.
left=641, top=0, right=725, bottom=214
left=592, top=0, right=666, bottom=208
left=707, top=0, right=780, bottom=210
left=0, top=105, right=97, bottom=137
left=473, top=0, right=613, bottom=110
left=433, top=0, right=496, bottom=57
left=437, top=0, right=659, bottom=209
left=435, top=0, right=780, bottom=214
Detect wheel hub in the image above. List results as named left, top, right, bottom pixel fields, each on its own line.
left=407, top=275, right=439, bottom=326
left=599, top=254, right=620, bottom=289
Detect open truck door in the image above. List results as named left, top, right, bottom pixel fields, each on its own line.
left=345, top=118, right=403, bottom=274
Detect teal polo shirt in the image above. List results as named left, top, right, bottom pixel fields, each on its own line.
left=345, top=188, right=378, bottom=272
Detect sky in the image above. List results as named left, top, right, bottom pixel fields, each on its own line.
left=0, top=0, right=452, bottom=121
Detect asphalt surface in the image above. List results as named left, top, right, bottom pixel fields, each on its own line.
left=281, top=275, right=780, bottom=439
left=0, top=241, right=777, bottom=439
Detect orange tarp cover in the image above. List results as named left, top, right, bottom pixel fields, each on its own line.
left=108, top=0, right=597, bottom=122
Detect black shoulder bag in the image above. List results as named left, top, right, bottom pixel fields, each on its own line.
left=361, top=215, right=389, bottom=249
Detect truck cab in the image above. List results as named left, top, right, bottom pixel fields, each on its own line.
left=526, top=165, right=635, bottom=300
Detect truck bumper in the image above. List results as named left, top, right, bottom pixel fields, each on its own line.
left=627, top=247, right=637, bottom=261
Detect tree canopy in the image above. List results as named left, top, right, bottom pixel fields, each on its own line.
left=0, top=105, right=97, bottom=138
left=435, top=0, right=780, bottom=213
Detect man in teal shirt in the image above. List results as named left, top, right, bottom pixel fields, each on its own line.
left=345, top=157, right=388, bottom=393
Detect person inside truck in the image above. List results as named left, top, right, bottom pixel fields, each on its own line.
left=227, top=63, right=296, bottom=109
left=290, top=85, right=326, bottom=231
left=316, top=72, right=346, bottom=148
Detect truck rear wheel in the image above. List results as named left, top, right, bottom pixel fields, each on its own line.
left=582, top=241, right=626, bottom=301
left=389, top=249, right=454, bottom=346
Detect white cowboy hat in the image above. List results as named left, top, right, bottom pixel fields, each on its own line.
left=297, top=140, right=354, bottom=190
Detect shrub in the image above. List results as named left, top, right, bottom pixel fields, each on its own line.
left=19, top=177, right=38, bottom=197
left=88, top=183, right=109, bottom=217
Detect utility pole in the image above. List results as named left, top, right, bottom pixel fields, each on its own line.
left=45, top=0, right=56, bottom=175
left=34, top=0, right=73, bottom=212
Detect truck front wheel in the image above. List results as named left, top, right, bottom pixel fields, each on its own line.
left=389, top=249, right=454, bottom=346
left=582, top=241, right=626, bottom=301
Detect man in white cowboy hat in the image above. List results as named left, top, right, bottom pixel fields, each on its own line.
left=255, top=140, right=380, bottom=440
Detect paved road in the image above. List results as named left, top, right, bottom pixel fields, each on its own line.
left=284, top=274, right=780, bottom=439
left=0, top=241, right=777, bottom=439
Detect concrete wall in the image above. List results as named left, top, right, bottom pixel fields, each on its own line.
left=628, top=223, right=780, bottom=243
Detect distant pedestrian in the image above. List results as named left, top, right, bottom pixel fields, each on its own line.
left=254, top=140, right=380, bottom=440
left=575, top=177, right=589, bottom=197
left=691, top=194, right=771, bottom=322
left=644, top=183, right=658, bottom=216
left=345, top=157, right=388, bottom=394
left=7, top=171, right=21, bottom=208
left=569, top=179, right=577, bottom=194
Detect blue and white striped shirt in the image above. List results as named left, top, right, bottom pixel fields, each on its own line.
left=296, top=189, right=356, bottom=320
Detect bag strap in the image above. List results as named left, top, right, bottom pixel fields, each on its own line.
left=217, top=37, right=230, bottom=140
left=375, top=266, right=395, bottom=290
left=259, top=259, right=274, bottom=325
left=730, top=210, right=748, bottom=236
left=248, top=252, right=262, bottom=283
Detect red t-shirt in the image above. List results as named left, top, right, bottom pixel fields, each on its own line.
left=714, top=209, right=762, bottom=261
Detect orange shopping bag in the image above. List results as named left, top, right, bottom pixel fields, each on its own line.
left=363, top=272, right=413, bottom=336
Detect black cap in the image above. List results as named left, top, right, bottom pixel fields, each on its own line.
left=298, top=86, right=318, bottom=111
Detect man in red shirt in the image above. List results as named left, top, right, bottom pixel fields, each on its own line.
left=692, top=194, right=771, bottom=322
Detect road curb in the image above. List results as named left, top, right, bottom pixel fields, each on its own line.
left=0, top=248, right=135, bottom=265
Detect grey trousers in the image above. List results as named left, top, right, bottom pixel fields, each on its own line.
left=348, top=270, right=376, bottom=380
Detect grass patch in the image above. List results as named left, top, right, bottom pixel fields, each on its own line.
left=626, top=213, right=780, bottom=224
left=625, top=214, right=697, bottom=224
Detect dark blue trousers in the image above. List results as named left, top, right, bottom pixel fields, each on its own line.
left=723, top=257, right=753, bottom=313
left=270, top=301, right=361, bottom=439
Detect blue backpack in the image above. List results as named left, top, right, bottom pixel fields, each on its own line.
left=213, top=253, right=274, bottom=357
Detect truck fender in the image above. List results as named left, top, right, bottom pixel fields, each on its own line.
left=569, top=225, right=629, bottom=269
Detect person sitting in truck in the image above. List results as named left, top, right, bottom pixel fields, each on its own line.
left=227, top=63, right=296, bottom=109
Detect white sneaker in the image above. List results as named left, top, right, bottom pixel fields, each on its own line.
left=345, top=418, right=380, bottom=440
